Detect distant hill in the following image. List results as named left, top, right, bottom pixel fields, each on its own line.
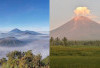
left=0, top=37, right=24, bottom=46
left=9, top=28, right=42, bottom=35
left=51, top=16, right=100, bottom=40
left=0, top=28, right=42, bottom=38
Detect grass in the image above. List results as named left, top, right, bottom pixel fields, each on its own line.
left=50, top=46, right=100, bottom=68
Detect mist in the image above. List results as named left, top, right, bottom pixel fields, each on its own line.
left=0, top=35, right=49, bottom=59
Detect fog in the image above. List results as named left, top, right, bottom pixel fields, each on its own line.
left=0, top=35, right=49, bottom=59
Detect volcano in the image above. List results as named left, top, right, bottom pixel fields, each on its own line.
left=51, top=16, right=100, bottom=40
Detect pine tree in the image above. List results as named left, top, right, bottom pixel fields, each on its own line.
left=62, top=37, right=68, bottom=46
left=50, top=37, right=54, bottom=46
left=55, top=37, right=61, bottom=45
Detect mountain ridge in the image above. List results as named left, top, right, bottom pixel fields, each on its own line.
left=9, top=28, right=42, bottom=35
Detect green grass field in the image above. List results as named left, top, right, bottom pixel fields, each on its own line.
left=50, top=46, right=100, bottom=68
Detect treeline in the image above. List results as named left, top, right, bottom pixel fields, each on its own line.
left=50, top=37, right=100, bottom=46
left=0, top=50, right=49, bottom=68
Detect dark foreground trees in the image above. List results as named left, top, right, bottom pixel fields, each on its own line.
left=0, top=50, right=49, bottom=68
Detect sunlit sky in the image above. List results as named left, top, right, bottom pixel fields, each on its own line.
left=50, top=0, right=100, bottom=30
left=0, top=0, right=49, bottom=32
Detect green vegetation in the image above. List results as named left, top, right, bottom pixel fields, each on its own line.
left=50, top=46, right=100, bottom=68
left=42, top=56, right=49, bottom=65
left=50, top=37, right=100, bottom=68
left=50, top=37, right=100, bottom=46
left=0, top=50, right=49, bottom=68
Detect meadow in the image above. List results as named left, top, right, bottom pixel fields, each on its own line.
left=50, top=46, right=100, bottom=68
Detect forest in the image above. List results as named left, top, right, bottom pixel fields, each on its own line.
left=0, top=50, right=49, bottom=68
left=50, top=37, right=100, bottom=46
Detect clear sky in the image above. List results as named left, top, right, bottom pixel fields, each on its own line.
left=50, top=0, right=100, bottom=30
left=0, top=0, right=49, bottom=32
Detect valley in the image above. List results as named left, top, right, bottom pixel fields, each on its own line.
left=0, top=28, right=49, bottom=59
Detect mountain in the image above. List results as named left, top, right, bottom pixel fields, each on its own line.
left=0, top=28, right=42, bottom=38
left=0, top=37, right=24, bottom=46
left=9, top=28, right=22, bottom=33
left=9, top=28, right=42, bottom=35
left=23, top=30, right=42, bottom=35
left=51, top=16, right=100, bottom=40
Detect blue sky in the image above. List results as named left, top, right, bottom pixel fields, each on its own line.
left=0, top=0, right=49, bottom=32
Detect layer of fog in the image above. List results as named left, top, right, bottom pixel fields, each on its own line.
left=0, top=35, right=49, bottom=59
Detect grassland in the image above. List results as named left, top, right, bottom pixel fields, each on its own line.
left=50, top=46, right=100, bottom=68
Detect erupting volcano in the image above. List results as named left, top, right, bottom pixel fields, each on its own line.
left=74, top=7, right=90, bottom=16
left=51, top=7, right=100, bottom=40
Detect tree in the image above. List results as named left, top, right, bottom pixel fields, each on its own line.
left=0, top=58, right=7, bottom=65
left=50, top=37, right=55, bottom=46
left=62, top=37, right=68, bottom=46
left=55, top=37, right=61, bottom=45
left=0, top=50, right=48, bottom=68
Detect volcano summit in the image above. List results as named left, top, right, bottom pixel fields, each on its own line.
left=51, top=16, right=100, bottom=40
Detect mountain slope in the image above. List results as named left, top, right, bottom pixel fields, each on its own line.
left=51, top=16, right=100, bottom=40
left=9, top=28, right=22, bottom=33
left=0, top=37, right=24, bottom=46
